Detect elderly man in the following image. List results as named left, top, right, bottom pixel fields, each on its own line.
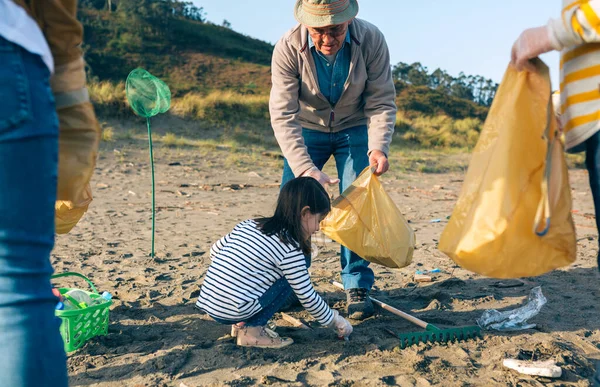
left=269, top=0, right=396, bottom=320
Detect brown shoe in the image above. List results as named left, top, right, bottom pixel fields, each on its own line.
left=346, top=288, right=374, bottom=320
left=236, top=326, right=293, bottom=349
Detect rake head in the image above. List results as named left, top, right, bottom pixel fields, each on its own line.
left=396, top=326, right=482, bottom=349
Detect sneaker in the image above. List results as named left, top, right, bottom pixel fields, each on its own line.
left=236, top=326, right=293, bottom=349
left=345, top=288, right=374, bottom=320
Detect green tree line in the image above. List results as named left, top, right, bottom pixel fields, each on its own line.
left=393, top=62, right=498, bottom=107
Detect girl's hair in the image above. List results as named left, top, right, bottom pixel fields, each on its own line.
left=256, top=177, right=331, bottom=256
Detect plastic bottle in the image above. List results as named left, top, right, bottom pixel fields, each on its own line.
left=96, top=291, right=112, bottom=305
left=61, top=290, right=113, bottom=310
left=63, top=289, right=94, bottom=309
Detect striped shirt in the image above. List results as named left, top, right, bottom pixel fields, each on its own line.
left=196, top=220, right=334, bottom=326
left=548, top=0, right=600, bottom=148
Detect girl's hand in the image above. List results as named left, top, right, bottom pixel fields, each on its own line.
left=329, top=310, right=353, bottom=338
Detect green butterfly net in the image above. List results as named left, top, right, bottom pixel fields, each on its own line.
left=126, top=69, right=171, bottom=258
left=126, top=68, right=171, bottom=118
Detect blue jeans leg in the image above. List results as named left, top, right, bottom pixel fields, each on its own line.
left=245, top=278, right=293, bottom=326
left=280, top=126, right=374, bottom=291
left=0, top=38, right=66, bottom=386
left=333, top=125, right=374, bottom=290
left=584, top=131, right=600, bottom=252
left=212, top=278, right=293, bottom=327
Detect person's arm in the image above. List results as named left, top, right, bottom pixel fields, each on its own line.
left=279, top=249, right=335, bottom=325
left=269, top=39, right=339, bottom=185
left=269, top=39, right=313, bottom=177
left=512, top=2, right=600, bottom=71
left=210, top=233, right=230, bottom=259
left=363, top=28, right=396, bottom=176
left=19, top=0, right=101, bottom=233
left=278, top=249, right=352, bottom=337
left=549, top=3, right=600, bottom=48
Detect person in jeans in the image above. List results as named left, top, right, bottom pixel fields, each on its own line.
left=0, top=1, right=66, bottom=385
left=1, top=0, right=101, bottom=385
left=196, top=178, right=353, bottom=348
left=511, top=0, right=600, bottom=272
left=511, top=3, right=600, bottom=382
left=269, top=0, right=396, bottom=320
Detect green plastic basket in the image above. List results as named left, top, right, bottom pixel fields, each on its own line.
left=51, top=272, right=112, bottom=352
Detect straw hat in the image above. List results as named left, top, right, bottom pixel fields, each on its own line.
left=294, top=0, right=359, bottom=28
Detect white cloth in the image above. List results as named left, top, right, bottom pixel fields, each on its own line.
left=0, top=0, right=53, bottom=73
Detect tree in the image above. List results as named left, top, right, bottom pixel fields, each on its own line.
left=222, top=19, right=231, bottom=29
left=392, top=61, right=498, bottom=107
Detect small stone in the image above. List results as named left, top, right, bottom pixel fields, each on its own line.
left=147, top=290, right=162, bottom=299
left=248, top=171, right=263, bottom=179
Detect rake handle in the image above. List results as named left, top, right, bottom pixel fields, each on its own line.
left=331, top=281, right=428, bottom=330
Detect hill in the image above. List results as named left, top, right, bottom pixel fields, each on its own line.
left=80, top=0, right=496, bottom=149
left=80, top=1, right=273, bottom=95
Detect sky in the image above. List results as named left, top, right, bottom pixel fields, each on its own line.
left=192, top=0, right=563, bottom=86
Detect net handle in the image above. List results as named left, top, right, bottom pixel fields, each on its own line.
left=51, top=272, right=99, bottom=294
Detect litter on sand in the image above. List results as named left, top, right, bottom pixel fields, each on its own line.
left=416, top=268, right=442, bottom=275
left=477, top=287, right=547, bottom=331
left=414, top=273, right=432, bottom=283
left=503, top=358, right=562, bottom=378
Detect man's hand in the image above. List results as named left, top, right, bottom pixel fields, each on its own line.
left=301, top=166, right=340, bottom=187
left=369, top=150, right=389, bottom=176
left=511, top=26, right=560, bottom=72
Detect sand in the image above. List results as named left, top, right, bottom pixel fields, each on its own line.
left=53, top=127, right=600, bottom=386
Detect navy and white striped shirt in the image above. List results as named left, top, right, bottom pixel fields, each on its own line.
left=196, top=220, right=334, bottom=326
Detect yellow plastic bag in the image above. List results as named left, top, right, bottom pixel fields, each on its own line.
left=320, top=167, right=416, bottom=268
left=439, top=60, right=576, bottom=278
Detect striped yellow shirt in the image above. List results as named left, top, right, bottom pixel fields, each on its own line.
left=549, top=0, right=600, bottom=148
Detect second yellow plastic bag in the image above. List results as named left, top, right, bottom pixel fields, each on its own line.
left=320, top=167, right=416, bottom=268
left=438, top=60, right=576, bottom=278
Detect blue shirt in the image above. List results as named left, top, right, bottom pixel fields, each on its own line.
left=309, top=31, right=351, bottom=106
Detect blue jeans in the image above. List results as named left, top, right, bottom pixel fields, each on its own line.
left=281, top=125, right=375, bottom=290
left=0, top=37, right=67, bottom=386
left=213, top=278, right=293, bottom=327
left=570, top=131, right=600, bottom=246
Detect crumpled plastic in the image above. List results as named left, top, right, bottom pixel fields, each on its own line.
left=477, top=286, right=547, bottom=331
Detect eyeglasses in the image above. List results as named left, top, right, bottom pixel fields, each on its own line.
left=308, top=24, right=347, bottom=38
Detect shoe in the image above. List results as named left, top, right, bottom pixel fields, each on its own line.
left=236, top=326, right=293, bottom=348
left=345, top=288, right=374, bottom=320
